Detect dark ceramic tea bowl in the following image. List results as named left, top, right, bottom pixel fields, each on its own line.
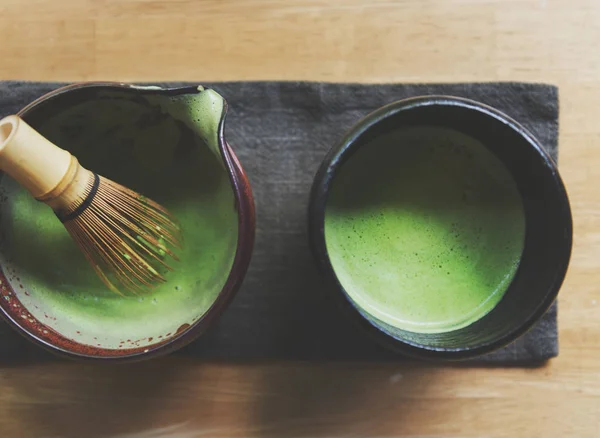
left=0, top=82, right=255, bottom=362
left=308, top=95, right=572, bottom=361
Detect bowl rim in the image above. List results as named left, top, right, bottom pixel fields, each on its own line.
left=0, top=81, right=256, bottom=362
left=307, top=94, right=573, bottom=361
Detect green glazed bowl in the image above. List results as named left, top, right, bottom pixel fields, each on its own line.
left=0, top=82, right=255, bottom=362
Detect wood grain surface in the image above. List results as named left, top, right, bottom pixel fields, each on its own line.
left=0, top=0, right=599, bottom=436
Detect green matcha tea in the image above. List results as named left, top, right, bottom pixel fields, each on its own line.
left=0, top=88, right=238, bottom=349
left=325, top=126, right=525, bottom=334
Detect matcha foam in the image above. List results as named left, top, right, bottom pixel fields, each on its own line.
left=324, top=126, right=526, bottom=334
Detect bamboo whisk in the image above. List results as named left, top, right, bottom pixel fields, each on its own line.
left=0, top=114, right=182, bottom=296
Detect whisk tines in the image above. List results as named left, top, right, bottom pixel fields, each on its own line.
left=56, top=171, right=183, bottom=296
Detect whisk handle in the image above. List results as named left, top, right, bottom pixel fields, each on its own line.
left=0, top=115, right=74, bottom=199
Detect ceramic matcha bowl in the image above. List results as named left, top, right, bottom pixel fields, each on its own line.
left=308, top=96, right=572, bottom=361
left=0, top=82, right=255, bottom=361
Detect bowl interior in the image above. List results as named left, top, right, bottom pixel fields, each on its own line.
left=0, top=87, right=239, bottom=355
left=317, top=100, right=572, bottom=354
left=325, top=125, right=526, bottom=335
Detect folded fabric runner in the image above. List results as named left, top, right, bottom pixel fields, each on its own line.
left=0, top=81, right=560, bottom=364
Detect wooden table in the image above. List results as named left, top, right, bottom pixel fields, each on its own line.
left=0, top=1, right=598, bottom=436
